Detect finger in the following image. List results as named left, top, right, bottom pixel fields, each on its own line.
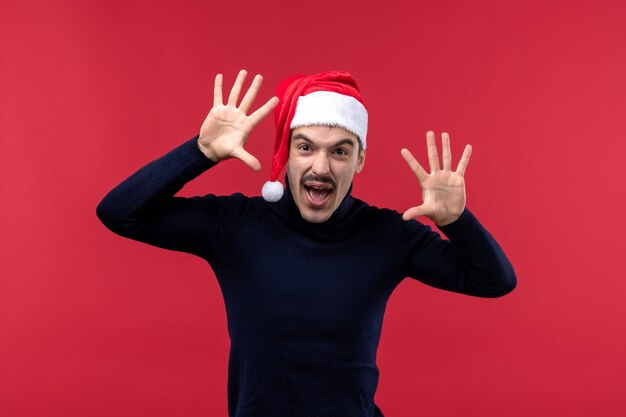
left=239, top=74, right=263, bottom=114
left=231, top=147, right=261, bottom=172
left=227, top=69, right=248, bottom=106
left=248, top=96, right=279, bottom=128
left=213, top=73, right=223, bottom=107
left=426, top=131, right=440, bottom=172
left=455, top=144, right=472, bottom=176
left=400, top=148, right=428, bottom=183
left=441, top=132, right=452, bottom=171
left=402, top=205, right=429, bottom=221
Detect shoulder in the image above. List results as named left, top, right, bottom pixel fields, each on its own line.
left=350, top=196, right=439, bottom=240
left=194, top=192, right=267, bottom=220
left=351, top=197, right=398, bottom=219
left=350, top=197, right=417, bottom=229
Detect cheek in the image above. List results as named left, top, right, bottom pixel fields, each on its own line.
left=286, top=163, right=297, bottom=175
left=332, top=161, right=356, bottom=181
left=286, top=159, right=306, bottom=182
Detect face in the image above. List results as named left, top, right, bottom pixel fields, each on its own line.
left=286, top=125, right=366, bottom=223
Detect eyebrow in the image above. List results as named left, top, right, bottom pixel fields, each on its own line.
left=292, top=133, right=356, bottom=148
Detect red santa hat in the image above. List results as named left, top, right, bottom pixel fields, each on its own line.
left=261, top=70, right=368, bottom=201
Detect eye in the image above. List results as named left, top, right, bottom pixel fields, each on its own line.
left=334, top=148, right=348, bottom=156
left=298, top=144, right=311, bottom=152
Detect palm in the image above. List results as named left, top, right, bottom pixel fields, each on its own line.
left=401, top=131, right=472, bottom=226
left=200, top=105, right=252, bottom=154
left=198, top=70, right=279, bottom=171
left=418, top=170, right=466, bottom=224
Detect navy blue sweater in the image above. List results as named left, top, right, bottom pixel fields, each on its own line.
left=96, top=136, right=516, bottom=417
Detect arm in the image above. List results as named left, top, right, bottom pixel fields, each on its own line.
left=96, top=137, right=218, bottom=257
left=401, top=131, right=516, bottom=297
left=404, top=208, right=517, bottom=297
left=96, top=70, right=278, bottom=257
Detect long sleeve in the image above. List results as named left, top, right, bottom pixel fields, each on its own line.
left=96, top=135, right=220, bottom=258
left=404, top=208, right=517, bottom=298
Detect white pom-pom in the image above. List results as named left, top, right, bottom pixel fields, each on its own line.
left=262, top=181, right=284, bottom=202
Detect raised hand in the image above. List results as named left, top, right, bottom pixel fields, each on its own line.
left=198, top=70, right=279, bottom=171
left=401, top=131, right=472, bottom=226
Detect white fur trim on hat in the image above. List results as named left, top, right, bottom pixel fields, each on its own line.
left=290, top=91, right=368, bottom=149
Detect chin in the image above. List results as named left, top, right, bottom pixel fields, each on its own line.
left=299, top=209, right=332, bottom=224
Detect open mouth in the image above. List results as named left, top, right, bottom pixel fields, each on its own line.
left=303, top=182, right=334, bottom=207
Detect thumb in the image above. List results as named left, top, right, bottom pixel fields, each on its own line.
left=231, top=147, right=262, bottom=172
left=402, top=204, right=429, bottom=221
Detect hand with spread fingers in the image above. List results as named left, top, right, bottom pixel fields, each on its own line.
left=401, top=131, right=472, bottom=226
left=198, top=69, right=279, bottom=171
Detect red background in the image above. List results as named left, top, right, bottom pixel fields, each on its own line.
left=2, top=1, right=625, bottom=416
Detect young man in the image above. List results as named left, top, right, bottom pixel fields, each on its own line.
left=97, top=70, right=516, bottom=417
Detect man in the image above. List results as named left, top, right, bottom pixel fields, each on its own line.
left=97, top=69, right=516, bottom=417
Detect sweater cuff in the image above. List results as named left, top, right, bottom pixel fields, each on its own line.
left=168, top=135, right=218, bottom=178
left=436, top=207, right=478, bottom=237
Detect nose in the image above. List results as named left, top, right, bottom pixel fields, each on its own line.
left=311, top=151, right=330, bottom=176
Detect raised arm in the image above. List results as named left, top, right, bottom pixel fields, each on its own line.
left=401, top=131, right=516, bottom=297
left=96, top=70, right=278, bottom=257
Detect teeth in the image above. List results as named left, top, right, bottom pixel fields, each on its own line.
left=312, top=189, right=327, bottom=200
left=307, top=187, right=330, bottom=201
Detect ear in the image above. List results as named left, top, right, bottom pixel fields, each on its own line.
left=355, top=149, right=366, bottom=173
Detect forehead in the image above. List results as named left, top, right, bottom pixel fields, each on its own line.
left=290, top=125, right=358, bottom=146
